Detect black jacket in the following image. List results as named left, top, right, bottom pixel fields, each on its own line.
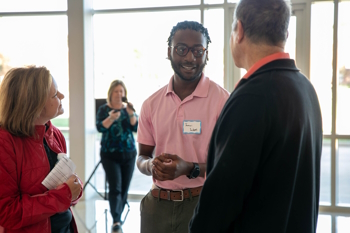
left=189, top=59, right=323, bottom=233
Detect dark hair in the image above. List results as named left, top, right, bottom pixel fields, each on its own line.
left=233, top=0, right=291, bottom=46
left=167, top=21, right=212, bottom=47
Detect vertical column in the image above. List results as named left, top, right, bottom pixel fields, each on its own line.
left=224, top=5, right=238, bottom=93
left=67, top=0, right=95, bottom=200
left=293, top=2, right=311, bottom=79
left=331, top=1, right=339, bottom=232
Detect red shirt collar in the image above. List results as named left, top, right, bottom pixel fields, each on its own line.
left=234, top=52, right=290, bottom=89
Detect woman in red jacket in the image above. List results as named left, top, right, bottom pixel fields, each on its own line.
left=0, top=66, right=83, bottom=233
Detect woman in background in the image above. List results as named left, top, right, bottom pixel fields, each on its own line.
left=96, top=80, right=138, bottom=233
left=0, top=66, right=83, bottom=233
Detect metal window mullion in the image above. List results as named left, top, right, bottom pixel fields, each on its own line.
left=0, top=11, right=66, bottom=17
left=331, top=0, right=339, bottom=232
left=335, top=135, right=350, bottom=140
left=92, top=4, right=231, bottom=15
left=319, top=206, right=350, bottom=217
left=292, top=3, right=311, bottom=79
left=93, top=5, right=201, bottom=14
left=223, top=6, right=237, bottom=92
left=324, top=135, right=350, bottom=140
left=332, top=215, right=336, bottom=233
left=200, top=0, right=204, bottom=24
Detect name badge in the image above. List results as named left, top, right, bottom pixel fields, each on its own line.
left=183, top=120, right=201, bottom=134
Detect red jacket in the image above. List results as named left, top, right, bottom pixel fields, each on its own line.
left=0, top=121, right=82, bottom=233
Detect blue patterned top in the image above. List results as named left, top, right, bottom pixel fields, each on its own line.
left=96, top=104, right=138, bottom=153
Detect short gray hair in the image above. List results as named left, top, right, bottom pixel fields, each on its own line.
left=233, top=0, right=291, bottom=46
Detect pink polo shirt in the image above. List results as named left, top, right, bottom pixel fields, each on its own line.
left=137, top=74, right=230, bottom=190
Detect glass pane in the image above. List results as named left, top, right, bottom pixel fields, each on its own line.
left=205, top=0, right=224, bottom=4
left=317, top=215, right=332, bottom=233
left=310, top=2, right=334, bottom=135
left=93, top=11, right=200, bottom=195
left=0, top=15, right=69, bottom=150
left=94, top=0, right=199, bottom=10
left=336, top=1, right=350, bottom=135
left=337, top=139, right=350, bottom=206
left=204, top=8, right=224, bottom=87
left=320, top=138, right=331, bottom=205
left=285, top=16, right=296, bottom=60
left=94, top=134, right=108, bottom=192
left=337, top=216, right=350, bottom=233
left=0, top=0, right=66, bottom=12
left=229, top=0, right=291, bottom=2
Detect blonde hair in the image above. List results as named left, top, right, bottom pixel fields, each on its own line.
left=0, top=66, right=52, bottom=137
left=107, top=80, right=127, bottom=105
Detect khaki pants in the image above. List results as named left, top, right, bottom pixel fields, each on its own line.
left=140, top=190, right=199, bottom=233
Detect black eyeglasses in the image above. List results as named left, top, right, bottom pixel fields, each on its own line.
left=170, top=45, right=207, bottom=57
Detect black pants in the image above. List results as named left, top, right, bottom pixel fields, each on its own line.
left=101, top=150, right=136, bottom=223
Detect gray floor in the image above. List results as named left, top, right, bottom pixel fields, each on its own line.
left=72, top=195, right=350, bottom=233
left=73, top=197, right=141, bottom=233
left=71, top=139, right=350, bottom=233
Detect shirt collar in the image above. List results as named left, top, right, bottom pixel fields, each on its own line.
left=234, top=52, right=290, bottom=89
left=166, top=73, right=209, bottom=98
left=243, top=52, right=290, bottom=79
left=34, top=121, right=53, bottom=141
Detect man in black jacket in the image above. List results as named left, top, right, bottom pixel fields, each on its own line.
left=189, top=0, right=323, bottom=232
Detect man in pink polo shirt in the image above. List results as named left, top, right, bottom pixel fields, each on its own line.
left=136, top=21, right=229, bottom=233
left=189, top=0, right=323, bottom=233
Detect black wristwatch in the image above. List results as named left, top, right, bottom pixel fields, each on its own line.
left=187, top=163, right=200, bottom=179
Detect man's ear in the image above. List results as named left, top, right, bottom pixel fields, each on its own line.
left=206, top=50, right=209, bottom=61
left=236, top=20, right=244, bottom=43
left=167, top=46, right=171, bottom=60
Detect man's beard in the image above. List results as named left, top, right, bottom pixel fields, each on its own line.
left=169, top=56, right=206, bottom=82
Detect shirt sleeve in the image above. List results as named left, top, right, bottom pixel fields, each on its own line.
left=189, top=94, right=268, bottom=232
left=129, top=112, right=138, bottom=133
left=137, top=99, right=155, bottom=146
left=0, top=135, right=72, bottom=230
left=96, top=105, right=108, bottom=133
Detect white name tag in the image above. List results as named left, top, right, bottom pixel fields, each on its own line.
left=183, top=120, right=201, bottom=134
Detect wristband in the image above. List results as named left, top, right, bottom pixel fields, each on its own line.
left=146, top=158, right=154, bottom=175
left=109, top=116, right=115, bottom=122
left=129, top=113, right=135, bottom=118
left=146, top=159, right=153, bottom=174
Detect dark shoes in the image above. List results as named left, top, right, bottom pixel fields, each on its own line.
left=112, top=222, right=123, bottom=233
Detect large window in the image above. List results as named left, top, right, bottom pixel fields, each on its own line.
left=93, top=10, right=201, bottom=111
left=0, top=14, right=69, bottom=149
left=204, top=8, right=224, bottom=85
left=92, top=6, right=227, bottom=195
left=310, top=1, right=334, bottom=205
left=310, top=1, right=350, bottom=232
left=310, top=2, right=333, bottom=135
left=336, top=1, right=350, bottom=135
left=93, top=10, right=201, bottom=194
left=0, top=0, right=66, bottom=12
left=2, top=1, right=350, bottom=232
